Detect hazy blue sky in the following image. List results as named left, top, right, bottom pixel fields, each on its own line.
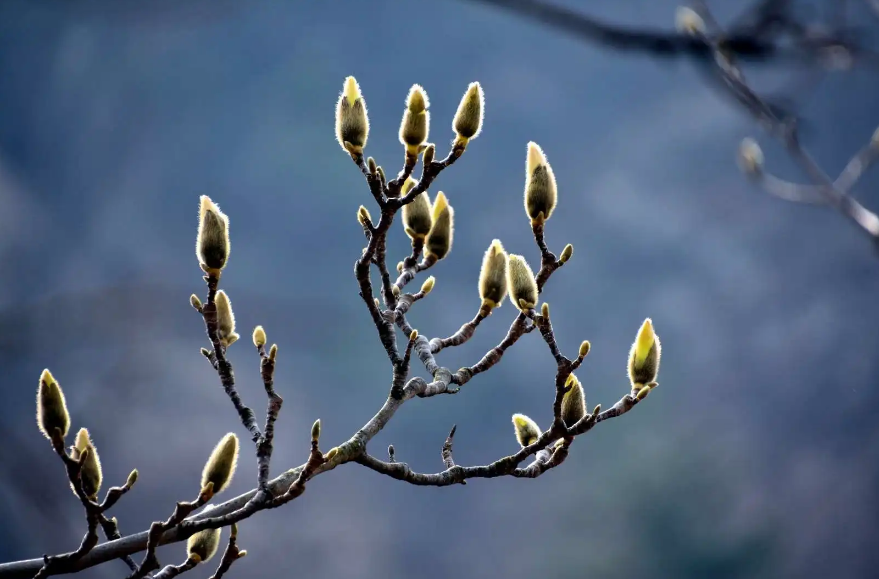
left=1, top=1, right=878, bottom=578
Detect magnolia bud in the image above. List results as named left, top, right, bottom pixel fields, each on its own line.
left=311, top=419, right=321, bottom=443
left=187, top=506, right=221, bottom=563
left=402, top=181, right=433, bottom=241
left=524, top=142, right=558, bottom=225
left=511, top=414, right=541, bottom=447
left=72, top=428, right=103, bottom=499
left=252, top=326, right=267, bottom=348
left=425, top=192, right=454, bottom=260
left=506, top=254, right=538, bottom=311
left=36, top=369, right=70, bottom=442
left=561, top=374, right=586, bottom=428
left=196, top=196, right=230, bottom=272
left=453, top=82, right=484, bottom=140
left=478, top=239, right=508, bottom=309
left=421, top=276, right=436, bottom=295
left=335, top=76, right=370, bottom=156
left=559, top=244, right=573, bottom=264
left=422, top=143, right=436, bottom=167
left=578, top=340, right=591, bottom=358
left=201, top=433, right=239, bottom=495
left=399, top=84, right=430, bottom=154
left=627, top=318, right=661, bottom=388
left=357, top=205, right=372, bottom=227
left=215, top=290, right=239, bottom=347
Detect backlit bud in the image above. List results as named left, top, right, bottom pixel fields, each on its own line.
left=506, top=254, right=538, bottom=311
left=36, top=369, right=70, bottom=442
left=512, top=414, right=541, bottom=447
left=627, top=318, right=661, bottom=388
left=399, top=84, right=430, bottom=154
left=737, top=138, right=764, bottom=175
left=421, top=276, right=436, bottom=295
left=478, top=239, right=508, bottom=309
left=196, top=196, right=230, bottom=272
left=215, top=290, right=239, bottom=347
left=561, top=374, right=586, bottom=428
left=453, top=82, right=484, bottom=140
left=201, top=433, right=239, bottom=495
left=524, top=142, right=558, bottom=225
left=335, top=76, right=370, bottom=156
left=425, top=192, right=454, bottom=260
left=252, top=326, right=266, bottom=348
left=559, top=244, right=573, bottom=264
left=72, top=428, right=103, bottom=499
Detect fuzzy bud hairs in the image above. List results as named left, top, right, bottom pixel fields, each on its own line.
left=453, top=82, right=484, bottom=142
left=401, top=178, right=433, bottom=242
left=425, top=191, right=454, bottom=260
left=201, top=432, right=239, bottom=495
left=524, top=142, right=558, bottom=226
left=71, top=428, right=103, bottom=500
left=36, top=369, right=70, bottom=442
left=627, top=318, right=661, bottom=390
left=506, top=254, right=538, bottom=312
left=215, top=290, right=240, bottom=347
left=478, top=239, right=508, bottom=311
left=335, top=76, right=370, bottom=157
left=196, top=196, right=230, bottom=273
left=399, top=84, right=430, bottom=154
left=512, top=414, right=541, bottom=447
left=187, top=505, right=221, bottom=563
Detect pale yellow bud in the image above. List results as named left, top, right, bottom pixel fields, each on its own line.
left=399, top=84, right=430, bottom=153
left=215, top=290, right=239, bottom=347
left=421, top=276, right=436, bottom=295
left=196, top=196, right=230, bottom=272
left=511, top=414, right=541, bottom=447
left=335, top=76, right=370, bottom=155
left=524, top=142, right=558, bottom=225
left=36, top=369, right=70, bottom=442
left=478, top=239, right=508, bottom=309
left=201, top=433, right=239, bottom=495
left=453, top=82, right=484, bottom=140
left=425, top=192, right=454, bottom=260
left=252, top=326, right=267, bottom=348
left=627, top=318, right=661, bottom=388
left=187, top=506, right=221, bottom=563
left=561, top=375, right=586, bottom=428
left=72, top=428, right=103, bottom=500
left=506, top=254, right=538, bottom=311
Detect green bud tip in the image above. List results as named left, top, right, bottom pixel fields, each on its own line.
left=311, top=419, right=321, bottom=443
left=269, top=344, right=278, bottom=361
left=541, top=303, right=550, bottom=319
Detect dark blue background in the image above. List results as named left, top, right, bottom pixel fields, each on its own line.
left=1, top=1, right=878, bottom=577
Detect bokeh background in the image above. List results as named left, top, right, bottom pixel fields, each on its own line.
left=1, top=1, right=878, bottom=578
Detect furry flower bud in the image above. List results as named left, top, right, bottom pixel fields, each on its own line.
left=72, top=428, right=103, bottom=499
left=402, top=179, right=433, bottom=242
left=215, top=290, right=239, bottom=347
left=512, top=414, right=541, bottom=447
left=187, top=505, right=221, bottom=563
left=506, top=254, right=538, bottom=311
left=453, top=82, right=484, bottom=141
left=675, top=6, right=706, bottom=36
left=399, top=84, right=430, bottom=154
left=478, top=239, right=508, bottom=310
left=524, top=142, right=558, bottom=225
left=335, top=76, right=370, bottom=156
left=425, top=192, right=454, bottom=260
left=196, top=196, right=230, bottom=272
left=561, top=374, right=586, bottom=428
left=36, top=369, right=70, bottom=442
left=627, top=318, right=661, bottom=388
left=252, top=326, right=266, bottom=348
left=201, top=433, right=239, bottom=495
